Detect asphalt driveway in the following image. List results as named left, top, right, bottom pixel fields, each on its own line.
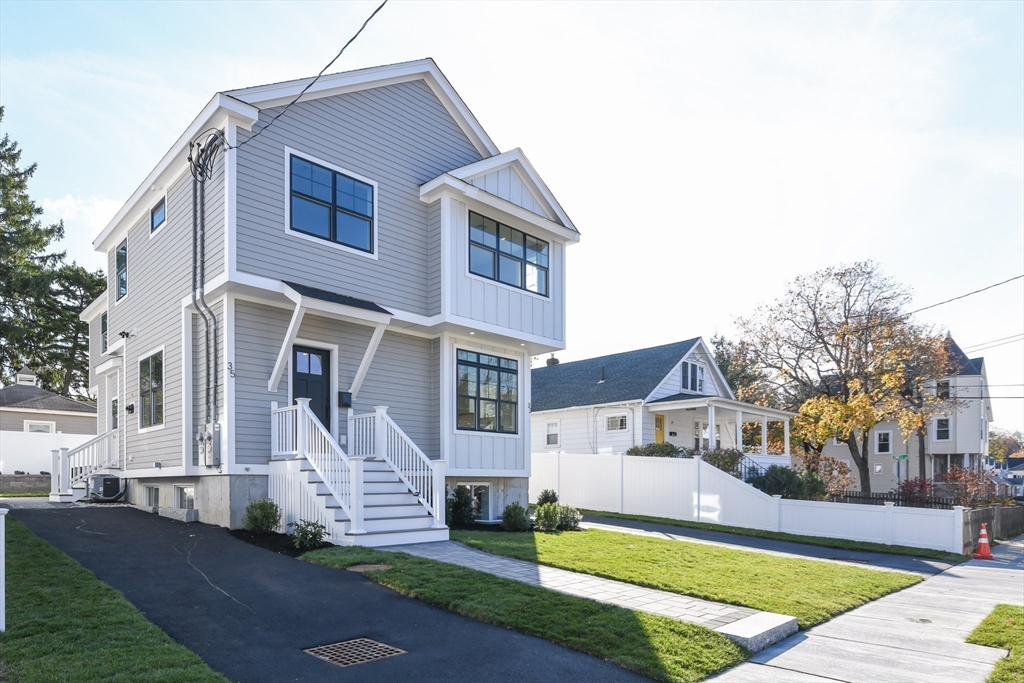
left=12, top=506, right=649, bottom=683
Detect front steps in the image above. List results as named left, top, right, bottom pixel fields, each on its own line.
left=273, top=456, right=448, bottom=548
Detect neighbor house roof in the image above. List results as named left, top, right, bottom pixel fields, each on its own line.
left=531, top=339, right=700, bottom=412
left=0, top=384, right=96, bottom=414
left=946, top=336, right=983, bottom=376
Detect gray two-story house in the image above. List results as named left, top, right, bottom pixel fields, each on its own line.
left=58, top=59, right=579, bottom=545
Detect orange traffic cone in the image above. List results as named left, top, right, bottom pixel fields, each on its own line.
left=973, top=523, right=995, bottom=560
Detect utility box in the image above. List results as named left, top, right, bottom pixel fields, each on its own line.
left=89, top=475, right=121, bottom=499
left=200, top=423, right=221, bottom=467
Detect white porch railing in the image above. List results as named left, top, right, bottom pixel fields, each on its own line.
left=354, top=406, right=445, bottom=529
left=50, top=430, right=118, bottom=497
left=349, top=413, right=375, bottom=458
left=271, top=399, right=364, bottom=534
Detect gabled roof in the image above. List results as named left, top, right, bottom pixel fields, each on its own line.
left=945, top=335, right=982, bottom=376
left=531, top=339, right=700, bottom=412
left=0, top=384, right=96, bottom=414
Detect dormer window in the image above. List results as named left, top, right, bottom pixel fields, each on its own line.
left=469, top=211, right=548, bottom=296
left=682, top=361, right=704, bottom=393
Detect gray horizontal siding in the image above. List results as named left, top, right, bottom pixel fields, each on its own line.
left=0, top=409, right=96, bottom=434
left=233, top=300, right=291, bottom=465
left=235, top=79, right=482, bottom=316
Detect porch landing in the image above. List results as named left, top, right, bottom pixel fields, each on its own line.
left=391, top=540, right=798, bottom=653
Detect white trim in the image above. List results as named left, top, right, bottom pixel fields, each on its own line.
left=530, top=399, right=644, bottom=415
left=452, top=342, right=524, bottom=438
left=680, top=339, right=736, bottom=401
left=544, top=418, right=560, bottom=448
left=348, top=324, right=387, bottom=401
left=283, top=147, right=379, bottom=260
left=934, top=417, right=952, bottom=442
left=268, top=305, right=306, bottom=393
left=455, top=481, right=494, bottom=522
left=0, top=406, right=97, bottom=418
left=23, top=420, right=56, bottom=433
left=224, top=119, right=237, bottom=280
left=79, top=292, right=107, bottom=322
left=136, top=344, right=166, bottom=433
left=289, top=337, right=339, bottom=441
left=95, top=356, right=123, bottom=376
left=874, top=429, right=893, bottom=455
left=174, top=484, right=196, bottom=510
left=147, top=193, right=169, bottom=239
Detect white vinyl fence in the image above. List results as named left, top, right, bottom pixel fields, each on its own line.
left=531, top=452, right=965, bottom=554
left=0, top=431, right=92, bottom=475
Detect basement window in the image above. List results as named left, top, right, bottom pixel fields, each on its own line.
left=457, top=483, right=491, bottom=521
left=175, top=485, right=195, bottom=510
left=144, top=485, right=160, bottom=507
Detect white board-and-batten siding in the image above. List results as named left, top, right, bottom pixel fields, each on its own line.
left=233, top=80, right=482, bottom=317
left=469, top=166, right=551, bottom=220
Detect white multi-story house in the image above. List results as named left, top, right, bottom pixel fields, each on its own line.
left=530, top=338, right=794, bottom=467
left=821, top=335, right=992, bottom=492
left=56, top=59, right=579, bottom=545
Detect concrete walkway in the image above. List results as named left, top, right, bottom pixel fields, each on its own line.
left=582, top=514, right=955, bottom=576
left=396, top=541, right=798, bottom=652
left=710, top=535, right=1024, bottom=682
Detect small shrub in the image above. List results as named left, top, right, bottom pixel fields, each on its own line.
left=14, top=470, right=26, bottom=475
left=701, top=448, right=745, bottom=474
left=501, top=502, right=530, bottom=531
left=535, top=502, right=560, bottom=532
left=446, top=485, right=476, bottom=527
left=897, top=476, right=934, bottom=504
left=625, top=442, right=687, bottom=458
left=288, top=519, right=327, bottom=550
left=747, top=465, right=826, bottom=500
left=536, top=488, right=559, bottom=506
left=243, top=499, right=281, bottom=534
left=39, top=470, right=50, bottom=476
left=556, top=505, right=582, bottom=531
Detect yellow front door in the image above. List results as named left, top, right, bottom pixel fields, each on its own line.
left=655, top=414, right=665, bottom=444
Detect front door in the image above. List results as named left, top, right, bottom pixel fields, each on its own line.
left=293, top=346, right=330, bottom=430
left=654, top=414, right=665, bottom=444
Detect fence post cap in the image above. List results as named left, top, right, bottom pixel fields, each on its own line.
left=0, top=508, right=8, bottom=515
left=883, top=501, right=896, bottom=507
left=772, top=494, right=782, bottom=499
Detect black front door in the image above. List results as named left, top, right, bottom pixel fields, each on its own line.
left=293, top=346, right=330, bottom=430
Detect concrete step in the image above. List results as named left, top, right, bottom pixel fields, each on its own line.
left=359, top=514, right=435, bottom=533
left=364, top=491, right=420, bottom=506
left=349, top=526, right=449, bottom=547
left=364, top=503, right=426, bottom=519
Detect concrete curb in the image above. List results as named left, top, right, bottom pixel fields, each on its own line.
left=715, top=612, right=800, bottom=653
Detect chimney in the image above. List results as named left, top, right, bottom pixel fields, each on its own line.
left=546, top=354, right=559, bottom=366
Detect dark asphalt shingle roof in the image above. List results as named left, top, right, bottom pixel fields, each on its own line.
left=283, top=281, right=391, bottom=315
left=946, top=336, right=982, bottom=376
left=649, top=391, right=709, bottom=404
left=531, top=339, right=700, bottom=412
left=0, top=384, right=96, bottom=413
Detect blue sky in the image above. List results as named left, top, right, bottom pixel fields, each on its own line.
left=2, top=1, right=1022, bottom=430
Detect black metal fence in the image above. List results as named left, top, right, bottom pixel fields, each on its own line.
left=828, top=490, right=956, bottom=510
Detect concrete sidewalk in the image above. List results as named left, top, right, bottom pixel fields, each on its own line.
left=396, top=540, right=798, bottom=652
left=710, top=536, right=1024, bottom=682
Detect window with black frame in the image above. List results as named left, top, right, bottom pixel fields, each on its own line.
left=139, top=351, right=163, bottom=428
left=101, top=312, right=108, bottom=353
left=115, top=239, right=128, bottom=300
left=456, top=350, right=518, bottom=433
left=289, top=155, right=374, bottom=253
left=468, top=211, right=548, bottom=296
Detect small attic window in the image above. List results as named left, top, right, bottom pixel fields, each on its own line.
left=151, top=198, right=166, bottom=232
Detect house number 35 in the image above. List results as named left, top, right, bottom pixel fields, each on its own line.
left=227, top=362, right=236, bottom=378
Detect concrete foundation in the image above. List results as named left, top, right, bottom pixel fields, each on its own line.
left=124, top=474, right=268, bottom=529
left=446, top=476, right=529, bottom=523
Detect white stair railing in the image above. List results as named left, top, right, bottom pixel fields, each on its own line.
left=272, top=399, right=364, bottom=535
left=51, top=430, right=118, bottom=496
left=349, top=413, right=375, bottom=458
left=371, top=406, right=446, bottom=529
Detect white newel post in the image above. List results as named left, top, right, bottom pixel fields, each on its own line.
left=270, top=401, right=279, bottom=456
left=59, top=448, right=69, bottom=495
left=735, top=410, right=743, bottom=451
left=783, top=419, right=791, bottom=457
left=432, top=459, right=446, bottom=528
left=349, top=456, right=366, bottom=534
left=953, top=505, right=965, bottom=555
left=374, top=406, right=389, bottom=460
left=708, top=403, right=717, bottom=450
left=773, top=495, right=783, bottom=532
left=1, top=508, right=6, bottom=633
left=50, top=449, right=60, bottom=497
left=883, top=501, right=895, bottom=545
left=295, top=398, right=311, bottom=457
left=761, top=417, right=768, bottom=456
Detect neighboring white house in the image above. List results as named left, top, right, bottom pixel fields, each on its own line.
left=56, top=59, right=579, bottom=545
left=821, top=335, right=992, bottom=492
left=530, top=338, right=794, bottom=466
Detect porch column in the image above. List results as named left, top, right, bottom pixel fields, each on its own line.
left=708, top=403, right=717, bottom=450
left=784, top=418, right=790, bottom=457
left=761, top=417, right=768, bottom=456
left=735, top=409, right=743, bottom=451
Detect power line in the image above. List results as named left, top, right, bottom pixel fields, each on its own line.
left=963, top=333, right=1024, bottom=350
left=964, top=337, right=1024, bottom=354
left=906, top=274, right=1024, bottom=318
left=229, top=0, right=389, bottom=151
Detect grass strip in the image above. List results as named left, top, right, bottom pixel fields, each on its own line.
left=0, top=516, right=226, bottom=683
left=0, top=492, right=49, bottom=498
left=453, top=528, right=920, bottom=628
left=580, top=509, right=968, bottom=563
left=966, top=604, right=1024, bottom=683
left=304, top=546, right=746, bottom=683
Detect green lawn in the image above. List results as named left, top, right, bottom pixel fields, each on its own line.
left=966, top=604, right=1024, bottom=683
left=0, top=492, right=49, bottom=498
left=304, top=546, right=746, bottom=683
left=581, top=510, right=968, bottom=563
left=452, top=528, right=920, bottom=628
left=0, top=516, right=226, bottom=683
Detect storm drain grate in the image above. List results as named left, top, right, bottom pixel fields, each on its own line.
left=304, top=638, right=406, bottom=668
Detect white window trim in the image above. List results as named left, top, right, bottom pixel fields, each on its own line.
left=605, top=413, right=628, bottom=432
left=934, top=417, right=952, bottom=442
left=282, top=147, right=379, bottom=261
left=136, top=344, right=166, bottom=434
left=457, top=481, right=493, bottom=522
left=288, top=338, right=340, bottom=442
left=24, top=420, right=56, bottom=433
left=545, top=419, right=560, bottom=448
left=174, top=484, right=195, bottom=510
left=144, top=485, right=160, bottom=507
left=874, top=430, right=893, bottom=454
left=113, top=238, right=129, bottom=306
left=148, top=193, right=169, bottom=239
left=452, top=343, right=522, bottom=439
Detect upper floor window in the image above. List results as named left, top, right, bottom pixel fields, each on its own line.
left=936, top=380, right=950, bottom=400
left=139, top=351, right=163, bottom=429
left=875, top=430, right=891, bottom=454
left=935, top=418, right=950, bottom=441
left=456, top=350, right=518, bottom=434
left=468, top=211, right=548, bottom=296
left=101, top=312, right=108, bottom=353
left=115, top=239, right=128, bottom=300
left=289, top=155, right=374, bottom=253
left=546, top=421, right=560, bottom=447
left=606, top=414, right=628, bottom=432
left=682, top=361, right=704, bottom=393
left=150, top=198, right=166, bottom=232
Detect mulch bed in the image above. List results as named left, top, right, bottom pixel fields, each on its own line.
left=228, top=529, right=328, bottom=558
